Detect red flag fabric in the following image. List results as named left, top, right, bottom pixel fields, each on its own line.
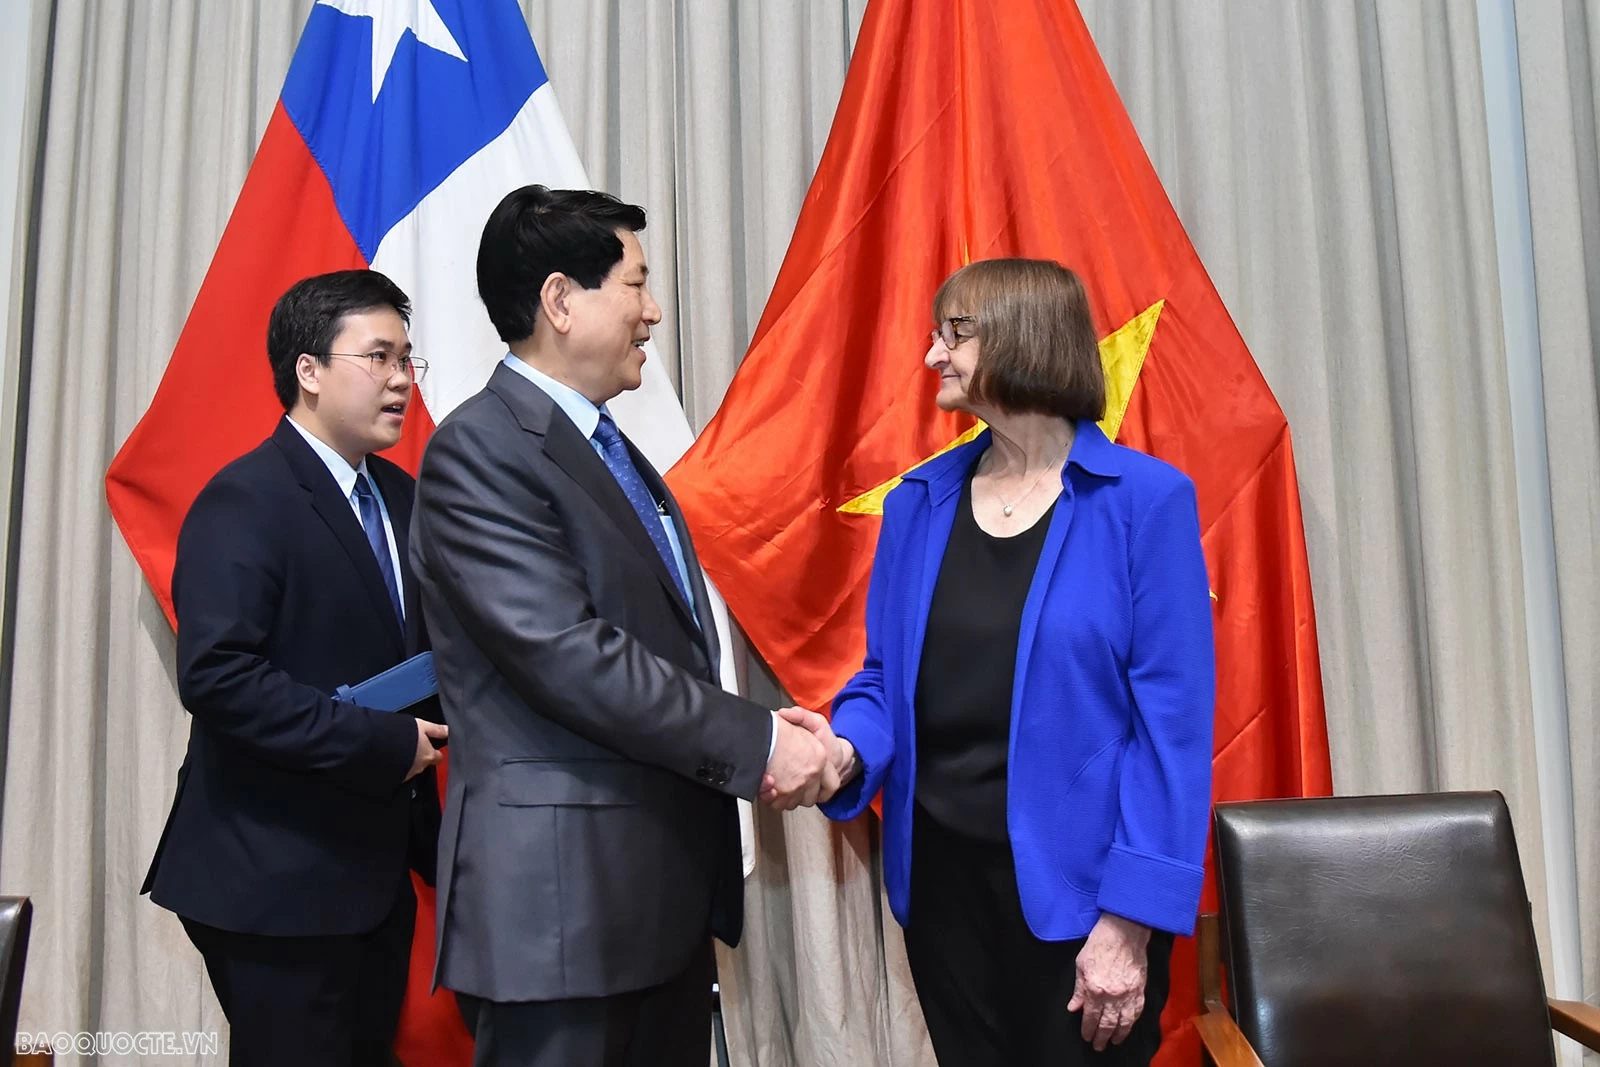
left=666, top=0, right=1333, bottom=1059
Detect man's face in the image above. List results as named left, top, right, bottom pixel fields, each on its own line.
left=562, top=229, right=662, bottom=405
left=297, top=307, right=413, bottom=461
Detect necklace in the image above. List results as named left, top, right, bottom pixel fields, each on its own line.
left=988, top=450, right=1066, bottom=516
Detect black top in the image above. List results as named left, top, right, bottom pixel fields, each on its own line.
left=915, top=467, right=1056, bottom=842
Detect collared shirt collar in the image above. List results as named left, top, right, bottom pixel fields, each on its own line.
left=903, top=418, right=1122, bottom=505
left=1065, top=418, right=1122, bottom=478
left=285, top=414, right=370, bottom=499
left=501, top=353, right=608, bottom=440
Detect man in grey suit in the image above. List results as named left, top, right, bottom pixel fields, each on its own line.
left=411, top=185, right=835, bottom=1067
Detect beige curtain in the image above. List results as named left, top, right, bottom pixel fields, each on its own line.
left=730, top=3, right=1590, bottom=1064
left=1510, top=0, right=1600, bottom=1056
left=0, top=1, right=878, bottom=1063
left=0, top=2, right=1595, bottom=1066
left=0, top=4, right=310, bottom=1062
left=1084, top=0, right=1553, bottom=901
left=1084, top=3, right=1595, bottom=1059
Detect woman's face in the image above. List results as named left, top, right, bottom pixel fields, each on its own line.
left=926, top=311, right=981, bottom=413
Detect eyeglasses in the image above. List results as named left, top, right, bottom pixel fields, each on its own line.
left=318, top=351, right=429, bottom=384
left=931, top=315, right=977, bottom=349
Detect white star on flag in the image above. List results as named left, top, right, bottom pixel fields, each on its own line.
left=315, top=0, right=467, bottom=103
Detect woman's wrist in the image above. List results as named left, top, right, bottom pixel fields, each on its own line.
left=835, top=737, right=860, bottom=784
left=1098, top=911, right=1152, bottom=947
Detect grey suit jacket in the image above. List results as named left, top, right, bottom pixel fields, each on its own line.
left=411, top=362, right=771, bottom=1003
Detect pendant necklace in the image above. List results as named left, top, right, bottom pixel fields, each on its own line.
left=992, top=451, right=1066, bottom=517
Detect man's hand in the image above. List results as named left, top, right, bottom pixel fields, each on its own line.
left=760, top=709, right=831, bottom=810
left=405, top=719, right=448, bottom=782
left=761, top=706, right=851, bottom=807
left=1067, top=913, right=1152, bottom=1051
left=777, top=706, right=858, bottom=798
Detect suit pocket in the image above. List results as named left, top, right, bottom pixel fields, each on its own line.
left=495, top=758, right=643, bottom=807
left=1056, top=739, right=1123, bottom=895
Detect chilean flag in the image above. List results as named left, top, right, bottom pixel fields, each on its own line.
left=105, top=2, right=741, bottom=1064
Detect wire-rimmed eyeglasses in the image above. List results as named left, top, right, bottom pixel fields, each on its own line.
left=317, top=351, right=429, bottom=384
left=931, top=315, right=977, bottom=349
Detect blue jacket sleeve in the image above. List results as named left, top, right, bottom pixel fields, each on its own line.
left=818, top=494, right=900, bottom=821
left=1096, top=474, right=1216, bottom=935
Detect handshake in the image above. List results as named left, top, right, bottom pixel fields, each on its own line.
left=759, top=707, right=858, bottom=811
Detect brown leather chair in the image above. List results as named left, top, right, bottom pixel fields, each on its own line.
left=0, top=896, right=32, bottom=1065
left=1195, top=792, right=1600, bottom=1066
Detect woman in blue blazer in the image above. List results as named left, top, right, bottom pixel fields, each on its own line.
left=815, top=259, right=1215, bottom=1065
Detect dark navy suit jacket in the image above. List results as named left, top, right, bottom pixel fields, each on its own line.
left=142, top=417, right=436, bottom=936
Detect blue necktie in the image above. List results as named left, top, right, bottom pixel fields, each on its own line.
left=591, top=414, right=692, bottom=607
left=353, top=473, right=403, bottom=623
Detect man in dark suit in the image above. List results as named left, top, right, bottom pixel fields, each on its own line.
left=410, top=186, right=834, bottom=1067
left=143, top=269, right=449, bottom=1067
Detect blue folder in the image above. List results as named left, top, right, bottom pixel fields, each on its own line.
left=334, top=651, right=437, bottom=712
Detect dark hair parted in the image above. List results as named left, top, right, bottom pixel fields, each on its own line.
left=476, top=184, right=648, bottom=345
left=933, top=258, right=1106, bottom=421
left=266, top=269, right=412, bottom=410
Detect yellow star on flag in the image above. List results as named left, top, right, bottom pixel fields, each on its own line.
left=839, top=300, right=1165, bottom=515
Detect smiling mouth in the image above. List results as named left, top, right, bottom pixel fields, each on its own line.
left=381, top=402, right=407, bottom=418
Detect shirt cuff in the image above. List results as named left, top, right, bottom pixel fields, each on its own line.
left=767, top=710, right=779, bottom=761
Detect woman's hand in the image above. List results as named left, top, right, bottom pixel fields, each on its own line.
left=832, top=737, right=858, bottom=788
left=759, top=707, right=856, bottom=806
left=1067, top=913, right=1152, bottom=1051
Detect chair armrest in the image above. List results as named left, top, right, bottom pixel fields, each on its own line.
left=1550, top=997, right=1600, bottom=1051
left=1194, top=1008, right=1266, bottom=1067
left=1197, top=913, right=1225, bottom=1011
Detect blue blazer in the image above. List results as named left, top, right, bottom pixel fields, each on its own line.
left=820, top=421, right=1215, bottom=939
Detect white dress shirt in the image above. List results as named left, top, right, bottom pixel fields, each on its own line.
left=286, top=415, right=404, bottom=618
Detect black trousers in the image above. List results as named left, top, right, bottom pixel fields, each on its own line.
left=180, top=878, right=415, bottom=1067
left=903, top=809, right=1174, bottom=1067
left=456, top=939, right=714, bottom=1067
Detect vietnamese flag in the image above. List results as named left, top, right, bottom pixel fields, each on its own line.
left=666, top=0, right=1332, bottom=1060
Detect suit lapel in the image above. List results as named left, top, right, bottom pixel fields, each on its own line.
left=641, top=461, right=716, bottom=665
left=544, top=417, right=701, bottom=633
left=905, top=483, right=961, bottom=704
left=272, top=420, right=406, bottom=657
left=1010, top=480, right=1072, bottom=750
left=369, top=457, right=422, bottom=652
left=899, top=436, right=984, bottom=703
left=489, top=366, right=702, bottom=636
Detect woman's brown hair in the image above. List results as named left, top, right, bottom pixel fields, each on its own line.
left=933, top=258, right=1106, bottom=421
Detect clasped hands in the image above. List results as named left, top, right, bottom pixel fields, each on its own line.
left=759, top=706, right=856, bottom=811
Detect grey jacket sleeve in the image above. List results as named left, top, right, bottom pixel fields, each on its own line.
left=414, top=415, right=771, bottom=798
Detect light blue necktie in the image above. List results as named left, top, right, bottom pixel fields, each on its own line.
left=353, top=473, right=403, bottom=623
left=591, top=414, right=692, bottom=607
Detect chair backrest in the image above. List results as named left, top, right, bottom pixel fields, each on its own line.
left=0, top=896, right=32, bottom=1063
left=1213, top=792, right=1553, bottom=1067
